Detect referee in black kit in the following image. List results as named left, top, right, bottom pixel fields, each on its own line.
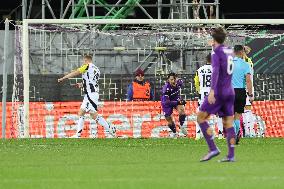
left=231, top=45, right=254, bottom=144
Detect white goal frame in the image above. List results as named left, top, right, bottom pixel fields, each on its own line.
left=22, top=19, right=284, bottom=138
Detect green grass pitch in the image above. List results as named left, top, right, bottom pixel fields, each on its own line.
left=0, top=138, right=283, bottom=189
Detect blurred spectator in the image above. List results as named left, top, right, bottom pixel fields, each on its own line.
left=209, top=5, right=216, bottom=19
left=127, top=68, right=154, bottom=101
left=192, top=0, right=201, bottom=19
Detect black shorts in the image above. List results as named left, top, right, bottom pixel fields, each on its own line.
left=234, top=88, right=247, bottom=113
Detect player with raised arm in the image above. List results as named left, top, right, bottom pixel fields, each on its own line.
left=161, top=72, right=187, bottom=138
left=197, top=27, right=236, bottom=162
left=58, top=55, right=116, bottom=138
left=194, top=53, right=224, bottom=140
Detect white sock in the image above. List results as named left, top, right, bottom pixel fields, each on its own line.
left=247, top=111, right=256, bottom=137
left=242, top=111, right=249, bottom=137
left=255, top=116, right=265, bottom=137
left=216, top=117, right=223, bottom=138
left=216, top=117, right=223, bottom=137
left=195, top=122, right=201, bottom=139
left=76, top=116, right=85, bottom=136
left=208, top=117, right=216, bottom=137
left=96, top=116, right=113, bottom=135
left=243, top=110, right=255, bottom=137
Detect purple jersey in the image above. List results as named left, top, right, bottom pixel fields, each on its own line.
left=200, top=45, right=235, bottom=117
left=211, top=45, right=234, bottom=96
left=161, top=79, right=183, bottom=108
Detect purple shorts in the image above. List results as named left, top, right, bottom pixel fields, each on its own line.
left=162, top=105, right=177, bottom=117
left=200, top=94, right=235, bottom=117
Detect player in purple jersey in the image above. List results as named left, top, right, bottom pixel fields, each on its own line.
left=197, top=27, right=236, bottom=162
left=161, top=72, right=187, bottom=138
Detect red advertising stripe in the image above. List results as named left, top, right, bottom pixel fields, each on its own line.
left=0, top=101, right=283, bottom=138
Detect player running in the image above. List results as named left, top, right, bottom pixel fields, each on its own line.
left=58, top=54, right=116, bottom=138
left=194, top=53, right=224, bottom=140
left=197, top=27, right=236, bottom=162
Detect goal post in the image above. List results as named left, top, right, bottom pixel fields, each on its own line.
left=22, top=20, right=29, bottom=138
left=20, top=19, right=284, bottom=138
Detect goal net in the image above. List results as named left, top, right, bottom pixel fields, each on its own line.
left=8, top=19, right=284, bottom=138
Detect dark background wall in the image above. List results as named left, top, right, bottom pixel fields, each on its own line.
left=1, top=73, right=283, bottom=102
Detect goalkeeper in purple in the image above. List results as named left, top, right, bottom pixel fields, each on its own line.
left=198, top=27, right=236, bottom=162
left=161, top=72, right=186, bottom=137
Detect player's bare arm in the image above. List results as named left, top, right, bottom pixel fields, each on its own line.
left=58, top=70, right=81, bottom=83
left=75, top=83, right=83, bottom=88
left=246, top=74, right=254, bottom=102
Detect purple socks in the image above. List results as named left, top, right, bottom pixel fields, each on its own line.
left=225, top=127, right=236, bottom=159
left=199, top=122, right=217, bottom=151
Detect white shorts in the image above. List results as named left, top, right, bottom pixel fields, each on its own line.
left=80, top=92, right=99, bottom=113
left=245, top=94, right=251, bottom=106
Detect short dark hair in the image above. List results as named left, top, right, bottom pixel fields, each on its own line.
left=206, top=53, right=211, bottom=63
left=84, top=54, right=93, bottom=61
left=211, top=27, right=227, bottom=44
left=167, top=72, right=177, bottom=79
left=234, top=45, right=244, bottom=53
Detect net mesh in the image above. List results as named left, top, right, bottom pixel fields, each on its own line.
left=8, top=22, right=284, bottom=138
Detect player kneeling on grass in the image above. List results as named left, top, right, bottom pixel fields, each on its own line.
left=197, top=27, right=236, bottom=162
left=161, top=72, right=187, bottom=138
left=58, top=54, right=116, bottom=138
